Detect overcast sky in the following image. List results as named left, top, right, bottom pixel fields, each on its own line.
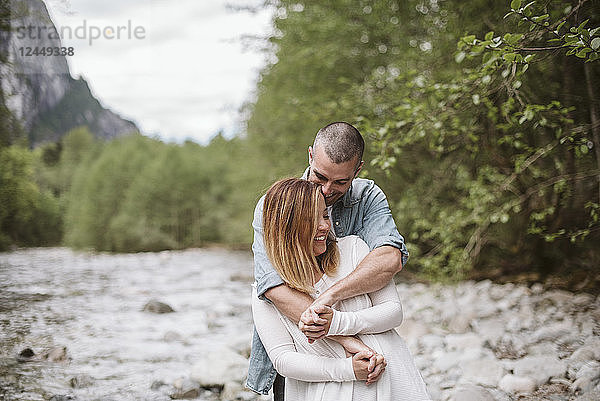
left=44, top=0, right=272, bottom=144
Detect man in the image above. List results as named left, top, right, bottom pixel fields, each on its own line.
left=246, top=122, right=409, bottom=399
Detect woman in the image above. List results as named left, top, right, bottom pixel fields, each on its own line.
left=252, top=178, right=430, bottom=401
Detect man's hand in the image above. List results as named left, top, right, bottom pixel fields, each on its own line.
left=298, top=304, right=333, bottom=343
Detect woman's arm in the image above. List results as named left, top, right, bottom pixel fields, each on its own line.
left=252, top=289, right=356, bottom=382
left=327, top=280, right=403, bottom=336
left=327, top=237, right=403, bottom=336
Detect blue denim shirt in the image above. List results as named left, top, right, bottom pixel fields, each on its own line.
left=246, top=172, right=409, bottom=395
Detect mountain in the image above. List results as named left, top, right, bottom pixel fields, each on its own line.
left=0, top=0, right=139, bottom=147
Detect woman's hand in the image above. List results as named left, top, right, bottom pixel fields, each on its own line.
left=366, top=353, right=386, bottom=385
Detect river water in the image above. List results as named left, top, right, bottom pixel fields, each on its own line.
left=0, top=247, right=257, bottom=401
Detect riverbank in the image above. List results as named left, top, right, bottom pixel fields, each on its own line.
left=1, top=248, right=598, bottom=400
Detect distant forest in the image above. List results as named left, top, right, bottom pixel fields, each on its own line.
left=1, top=0, right=599, bottom=288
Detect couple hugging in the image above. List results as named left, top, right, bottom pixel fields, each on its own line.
left=247, top=122, right=430, bottom=401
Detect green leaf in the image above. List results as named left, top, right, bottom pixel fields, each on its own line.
left=578, top=19, right=589, bottom=31
left=511, top=0, right=522, bottom=10
left=532, top=14, right=549, bottom=23
left=591, top=37, right=600, bottom=50
left=462, top=35, right=477, bottom=44
left=564, top=34, right=579, bottom=43
left=576, top=48, right=592, bottom=58
left=556, top=21, right=566, bottom=33
left=504, top=33, right=524, bottom=44
left=485, top=31, right=494, bottom=41
left=590, top=27, right=600, bottom=37
left=503, top=53, right=517, bottom=62
left=455, top=51, right=466, bottom=63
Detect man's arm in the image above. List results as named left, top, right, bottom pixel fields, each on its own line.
left=300, top=182, right=406, bottom=340
left=255, top=196, right=383, bottom=378
left=317, top=245, right=402, bottom=307
left=299, top=245, right=402, bottom=341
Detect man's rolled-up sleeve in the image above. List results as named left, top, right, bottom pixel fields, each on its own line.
left=356, top=184, right=409, bottom=267
left=253, top=196, right=285, bottom=299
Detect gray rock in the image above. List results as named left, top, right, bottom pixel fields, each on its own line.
left=447, top=312, right=476, bottom=333
left=445, top=333, right=485, bottom=351
left=459, top=357, right=505, bottom=387
left=572, top=337, right=600, bottom=360
left=449, top=384, right=496, bottom=401
left=433, top=351, right=463, bottom=372
left=499, top=374, right=537, bottom=394
left=420, top=334, right=445, bottom=351
left=544, top=290, right=573, bottom=306
left=143, top=299, right=175, bottom=314
left=49, top=396, right=76, bottom=401
left=191, top=346, right=247, bottom=388
left=531, top=322, right=575, bottom=343
left=164, top=331, right=184, bottom=342
left=228, top=332, right=252, bottom=359
left=17, top=347, right=36, bottom=362
left=513, top=355, right=567, bottom=386
left=528, top=341, right=558, bottom=356
left=574, top=390, right=600, bottom=401
left=571, top=294, right=595, bottom=307
left=221, top=381, right=243, bottom=400
left=396, top=318, right=430, bottom=340
left=69, top=374, right=94, bottom=388
left=530, top=283, right=544, bottom=294
left=42, top=346, right=69, bottom=362
left=472, top=319, right=505, bottom=346
left=570, top=361, right=600, bottom=394
left=171, top=378, right=201, bottom=399
left=151, top=380, right=167, bottom=390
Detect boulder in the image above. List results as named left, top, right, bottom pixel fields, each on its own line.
left=570, top=361, right=600, bottom=394
left=472, top=319, right=506, bottom=346
left=513, top=355, right=567, bottom=386
left=459, top=357, right=505, bottom=387
left=445, top=333, right=485, bottom=351
left=143, top=299, right=175, bottom=313
left=69, top=374, right=94, bottom=388
left=171, top=377, right=201, bottom=399
left=449, top=384, right=496, bottom=401
left=191, top=346, right=248, bottom=388
left=41, top=346, right=69, bottom=362
left=17, top=347, right=36, bottom=362
left=531, top=321, right=575, bottom=343
left=396, top=318, right=430, bottom=340
left=499, top=374, right=537, bottom=394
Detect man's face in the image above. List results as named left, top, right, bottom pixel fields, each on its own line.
left=308, top=145, right=362, bottom=206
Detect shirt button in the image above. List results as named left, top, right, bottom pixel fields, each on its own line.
left=316, top=290, right=320, bottom=295
left=335, top=221, right=339, bottom=226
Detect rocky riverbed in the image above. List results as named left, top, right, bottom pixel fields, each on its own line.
left=1, top=248, right=598, bottom=400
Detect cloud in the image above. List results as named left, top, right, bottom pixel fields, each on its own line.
left=44, top=0, right=271, bottom=144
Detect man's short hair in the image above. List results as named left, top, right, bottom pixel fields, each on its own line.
left=313, top=122, right=364, bottom=167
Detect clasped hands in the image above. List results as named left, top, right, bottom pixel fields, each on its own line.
left=298, top=301, right=386, bottom=385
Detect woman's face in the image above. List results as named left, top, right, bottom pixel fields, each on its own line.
left=313, top=193, right=331, bottom=256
